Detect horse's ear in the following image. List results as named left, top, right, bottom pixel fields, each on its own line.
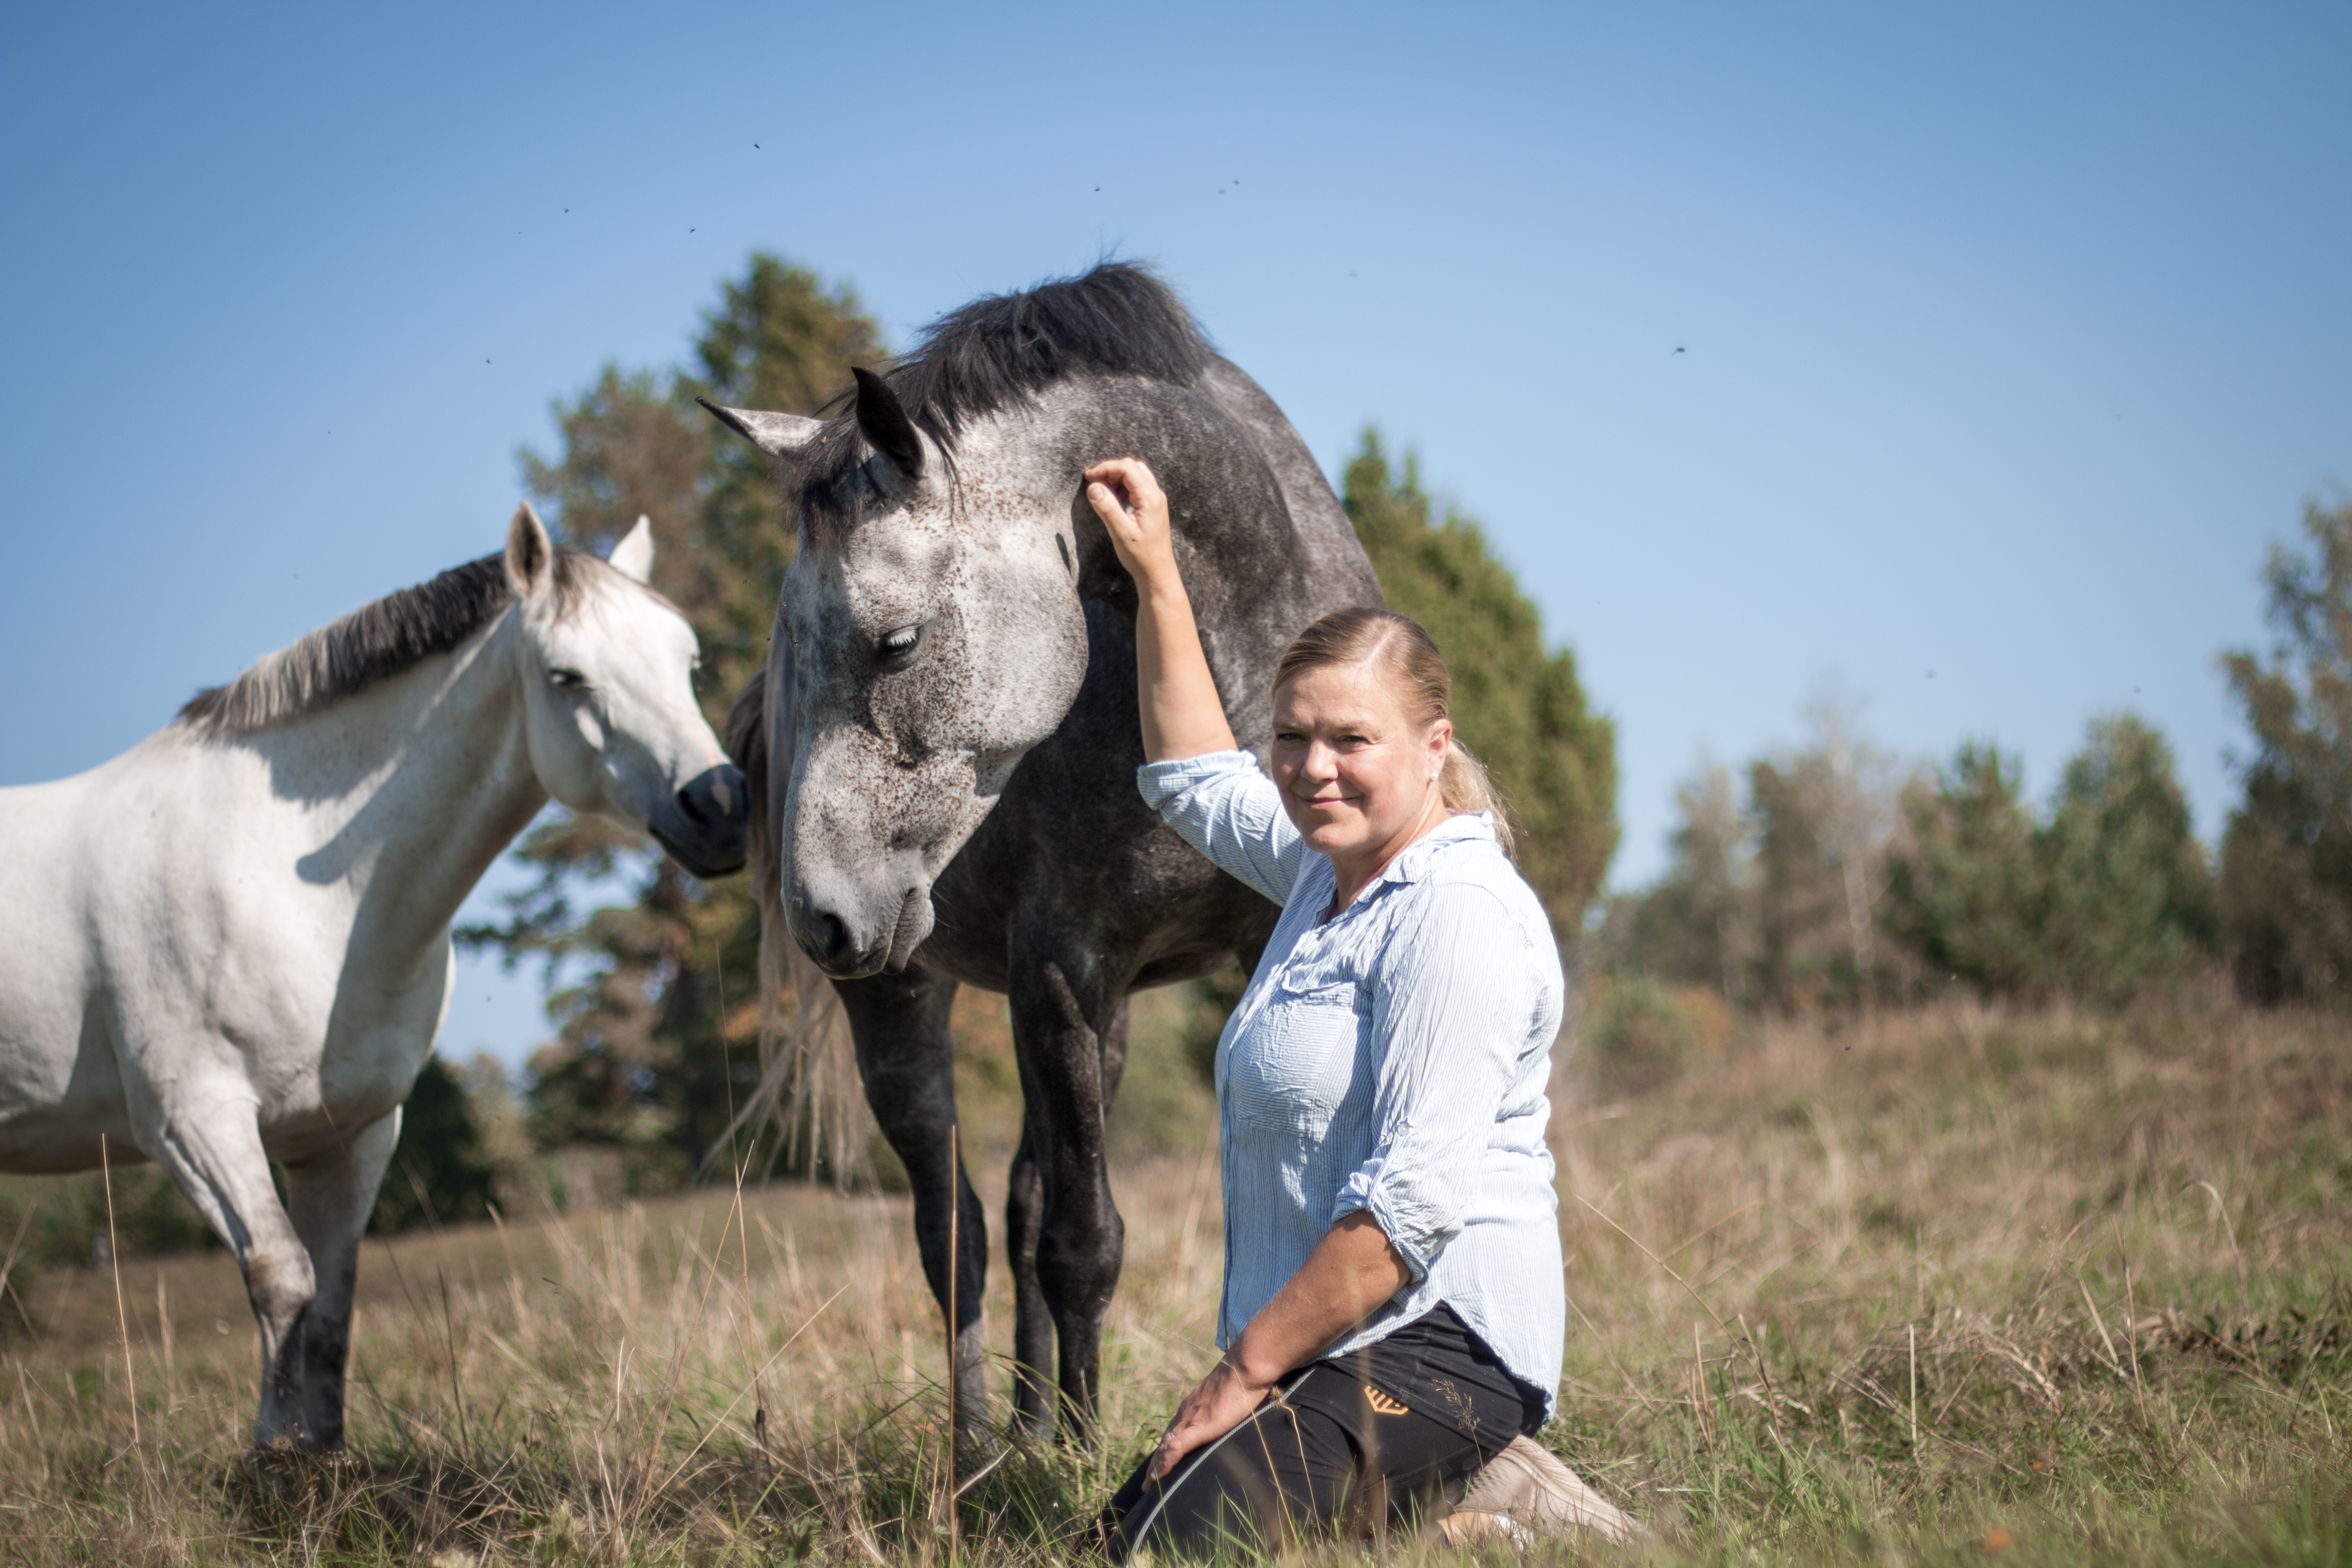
left=851, top=366, right=924, bottom=478
left=698, top=398, right=823, bottom=461
left=505, top=502, right=553, bottom=598
left=609, top=516, right=655, bottom=583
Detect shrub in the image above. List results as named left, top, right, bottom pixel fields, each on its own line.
left=1580, top=973, right=1702, bottom=1096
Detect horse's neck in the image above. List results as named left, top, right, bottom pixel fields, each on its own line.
left=255, top=612, right=545, bottom=959
left=1111, top=372, right=1380, bottom=750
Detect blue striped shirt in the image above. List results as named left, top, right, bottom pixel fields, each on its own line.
left=1139, top=750, right=1565, bottom=1418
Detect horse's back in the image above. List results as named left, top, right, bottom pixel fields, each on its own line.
left=1197, top=355, right=1384, bottom=611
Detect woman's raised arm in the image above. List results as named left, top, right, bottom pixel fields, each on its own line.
left=1084, top=458, right=1238, bottom=763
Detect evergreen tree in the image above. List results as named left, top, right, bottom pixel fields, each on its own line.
left=1341, top=432, right=1617, bottom=927
left=2039, top=715, right=2215, bottom=1004
left=1881, top=741, right=2044, bottom=996
left=2219, top=499, right=2352, bottom=1004
left=370, top=1055, right=500, bottom=1233
left=462, top=255, right=884, bottom=1184
left=1884, top=716, right=2212, bottom=1006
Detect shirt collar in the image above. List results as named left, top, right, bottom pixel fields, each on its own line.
left=1371, top=811, right=1495, bottom=891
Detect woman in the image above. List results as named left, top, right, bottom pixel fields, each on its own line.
left=1085, top=459, right=1635, bottom=1556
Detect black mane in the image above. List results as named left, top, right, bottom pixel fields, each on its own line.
left=799, top=263, right=1208, bottom=522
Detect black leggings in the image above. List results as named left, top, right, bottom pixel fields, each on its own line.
left=1100, top=1306, right=1542, bottom=1560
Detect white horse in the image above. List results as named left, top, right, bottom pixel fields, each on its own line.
left=0, top=504, right=746, bottom=1449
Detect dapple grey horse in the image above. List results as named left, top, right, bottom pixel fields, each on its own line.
left=708, top=264, right=1382, bottom=1442
left=0, top=506, right=746, bottom=1448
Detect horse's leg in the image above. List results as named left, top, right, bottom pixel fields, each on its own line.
left=1002, top=1006, right=1129, bottom=1439
left=279, top=1108, right=401, bottom=1452
left=834, top=968, right=990, bottom=1446
left=1006, top=954, right=1129, bottom=1442
left=1009, top=995, right=1129, bottom=1436
left=1004, top=1128, right=1050, bottom=1436
left=132, top=1081, right=317, bottom=1447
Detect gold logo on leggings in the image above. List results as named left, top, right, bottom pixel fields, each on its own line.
left=1364, top=1386, right=1410, bottom=1416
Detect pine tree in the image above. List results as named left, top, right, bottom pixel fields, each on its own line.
left=1881, top=741, right=2044, bottom=997
left=2039, top=715, right=2214, bottom=1004
left=1615, top=703, right=1907, bottom=1015
left=370, top=1056, right=501, bottom=1233
left=1883, top=716, right=2212, bottom=1006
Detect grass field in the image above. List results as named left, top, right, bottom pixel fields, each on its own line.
left=0, top=992, right=2346, bottom=1565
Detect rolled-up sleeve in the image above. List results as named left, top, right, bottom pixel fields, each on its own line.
left=1332, top=882, right=1534, bottom=1280
left=1136, top=750, right=1305, bottom=907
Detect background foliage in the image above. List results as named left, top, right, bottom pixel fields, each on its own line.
left=2217, top=499, right=2352, bottom=1005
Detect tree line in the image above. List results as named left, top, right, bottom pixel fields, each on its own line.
left=1606, top=496, right=2352, bottom=1023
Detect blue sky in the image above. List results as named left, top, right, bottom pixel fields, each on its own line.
left=3, top=3, right=2346, bottom=1066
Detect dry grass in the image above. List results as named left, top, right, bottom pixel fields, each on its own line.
left=0, top=993, right=2345, bottom=1565
left=1554, top=990, right=2350, bottom=1563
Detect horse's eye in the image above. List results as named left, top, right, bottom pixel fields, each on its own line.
left=549, top=668, right=588, bottom=690
left=879, top=625, right=921, bottom=658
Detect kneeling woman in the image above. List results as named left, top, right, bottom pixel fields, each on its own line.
left=1085, top=459, right=1621, bottom=1556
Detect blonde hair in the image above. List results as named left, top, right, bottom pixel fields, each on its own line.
left=1272, top=607, right=1516, bottom=860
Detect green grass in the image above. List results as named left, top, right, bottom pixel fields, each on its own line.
left=0, top=992, right=2344, bottom=1564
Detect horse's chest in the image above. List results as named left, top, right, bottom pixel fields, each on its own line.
left=253, top=943, right=449, bottom=1143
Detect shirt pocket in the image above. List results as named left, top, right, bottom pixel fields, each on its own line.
left=1228, top=976, right=1366, bottom=1137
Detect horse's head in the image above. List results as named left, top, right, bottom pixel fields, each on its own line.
left=503, top=504, right=750, bottom=879
left=705, top=368, right=1092, bottom=976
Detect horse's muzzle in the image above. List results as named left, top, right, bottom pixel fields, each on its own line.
left=791, top=883, right=932, bottom=978
left=650, top=763, right=750, bottom=879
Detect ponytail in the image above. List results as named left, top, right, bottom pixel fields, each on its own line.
left=1439, top=737, right=1516, bottom=860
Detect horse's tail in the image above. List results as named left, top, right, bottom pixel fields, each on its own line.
left=710, top=661, right=874, bottom=1188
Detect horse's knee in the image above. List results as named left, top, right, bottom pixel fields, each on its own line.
left=244, top=1245, right=317, bottom=1337
left=1036, top=1198, right=1124, bottom=1318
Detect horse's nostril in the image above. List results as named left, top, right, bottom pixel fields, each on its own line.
left=675, top=785, right=709, bottom=827
left=816, top=912, right=850, bottom=962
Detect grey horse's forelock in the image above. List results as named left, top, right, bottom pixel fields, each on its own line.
left=177, top=550, right=606, bottom=736
left=797, top=261, right=1209, bottom=536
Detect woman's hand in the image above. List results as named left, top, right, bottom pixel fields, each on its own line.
left=1082, top=456, right=1236, bottom=762
left=1145, top=1212, right=1412, bottom=1483
left=1148, top=1351, right=1279, bottom=1483
left=1084, top=458, right=1176, bottom=588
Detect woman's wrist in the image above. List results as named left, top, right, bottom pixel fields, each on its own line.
left=1219, top=1335, right=1286, bottom=1391
left=1131, top=557, right=1190, bottom=606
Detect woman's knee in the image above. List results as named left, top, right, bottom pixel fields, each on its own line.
left=1104, top=1402, right=1353, bottom=1560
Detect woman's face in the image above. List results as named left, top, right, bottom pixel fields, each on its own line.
left=1268, top=662, right=1450, bottom=866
